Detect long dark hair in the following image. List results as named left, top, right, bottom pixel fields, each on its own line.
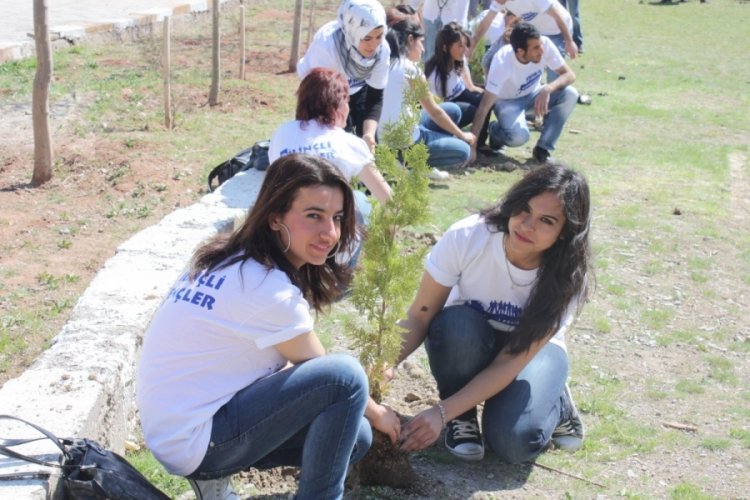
left=385, top=5, right=424, bottom=64
left=424, top=22, right=469, bottom=99
left=190, top=154, right=357, bottom=311
left=480, top=163, right=592, bottom=354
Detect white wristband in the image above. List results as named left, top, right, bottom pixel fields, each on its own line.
left=489, top=2, right=502, bottom=13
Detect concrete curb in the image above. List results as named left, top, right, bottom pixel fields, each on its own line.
left=0, top=169, right=263, bottom=498
left=0, top=0, right=232, bottom=64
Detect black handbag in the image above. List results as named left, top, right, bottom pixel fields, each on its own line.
left=0, top=415, right=169, bottom=500
left=207, top=139, right=271, bottom=192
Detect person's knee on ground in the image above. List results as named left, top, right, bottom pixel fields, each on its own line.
left=483, top=419, right=549, bottom=463
left=489, top=120, right=530, bottom=148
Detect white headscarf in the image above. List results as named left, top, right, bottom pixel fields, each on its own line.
left=335, top=0, right=387, bottom=82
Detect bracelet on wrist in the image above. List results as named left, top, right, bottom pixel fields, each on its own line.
left=489, top=2, right=502, bottom=13
left=436, top=400, right=447, bottom=428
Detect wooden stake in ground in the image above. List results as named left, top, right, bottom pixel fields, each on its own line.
left=163, top=15, right=173, bottom=129
left=31, top=0, right=53, bottom=186
left=306, top=0, right=316, bottom=48
left=239, top=5, right=246, bottom=80
left=209, top=0, right=220, bottom=106
left=289, top=0, right=304, bottom=72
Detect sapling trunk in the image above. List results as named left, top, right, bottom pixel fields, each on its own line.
left=347, top=77, right=432, bottom=488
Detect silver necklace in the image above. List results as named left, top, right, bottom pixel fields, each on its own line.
left=503, top=235, right=538, bottom=287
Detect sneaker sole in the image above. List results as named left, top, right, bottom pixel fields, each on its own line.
left=446, top=447, right=485, bottom=461
left=551, top=434, right=583, bottom=451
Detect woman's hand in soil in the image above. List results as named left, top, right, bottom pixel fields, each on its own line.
left=368, top=402, right=401, bottom=444
left=399, top=406, right=442, bottom=452
left=383, top=365, right=396, bottom=383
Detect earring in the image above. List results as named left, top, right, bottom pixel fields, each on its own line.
left=278, top=223, right=292, bottom=253
left=327, top=240, right=341, bottom=259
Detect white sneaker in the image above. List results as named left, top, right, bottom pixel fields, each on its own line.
left=187, top=477, right=239, bottom=500
left=428, top=168, right=450, bottom=181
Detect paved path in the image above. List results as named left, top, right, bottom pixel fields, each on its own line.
left=1, top=0, right=221, bottom=62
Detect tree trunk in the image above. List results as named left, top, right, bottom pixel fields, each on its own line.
left=208, top=0, right=220, bottom=106
left=163, top=16, right=173, bottom=129
left=239, top=5, right=246, bottom=80
left=289, top=0, right=304, bottom=72
left=31, top=0, right=53, bottom=186
left=306, top=0, right=316, bottom=48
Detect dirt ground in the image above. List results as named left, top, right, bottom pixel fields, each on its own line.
left=2, top=3, right=749, bottom=499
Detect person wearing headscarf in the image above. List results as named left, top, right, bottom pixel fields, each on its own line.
left=298, top=0, right=391, bottom=153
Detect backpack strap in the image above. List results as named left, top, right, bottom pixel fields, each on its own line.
left=207, top=162, right=228, bottom=192
left=0, top=415, right=67, bottom=469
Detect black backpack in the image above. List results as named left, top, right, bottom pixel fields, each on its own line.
left=207, top=140, right=270, bottom=192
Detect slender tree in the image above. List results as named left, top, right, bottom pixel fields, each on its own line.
left=347, top=77, right=430, bottom=488
left=289, top=0, right=304, bottom=72
left=31, top=0, right=53, bottom=186
left=208, top=0, right=220, bottom=106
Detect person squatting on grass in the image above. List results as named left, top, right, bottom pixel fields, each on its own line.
left=393, top=163, right=592, bottom=463
left=490, top=0, right=577, bottom=81
left=269, top=68, right=393, bottom=264
left=379, top=5, right=476, bottom=179
left=137, top=155, right=400, bottom=500
left=425, top=22, right=491, bottom=149
left=297, top=0, right=390, bottom=153
left=470, top=2, right=519, bottom=76
left=469, top=22, right=578, bottom=164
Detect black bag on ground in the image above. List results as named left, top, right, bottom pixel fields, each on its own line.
left=207, top=139, right=270, bottom=192
left=0, top=415, right=169, bottom=500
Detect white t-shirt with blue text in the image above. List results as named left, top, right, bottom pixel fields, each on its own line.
left=427, top=64, right=467, bottom=101
left=269, top=120, right=373, bottom=181
left=425, top=213, right=574, bottom=349
left=485, top=36, right=564, bottom=99
left=503, top=0, right=572, bottom=36
left=137, top=258, right=314, bottom=476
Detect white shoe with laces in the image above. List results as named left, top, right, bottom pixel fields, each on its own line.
left=187, top=477, right=239, bottom=500
left=428, top=168, right=450, bottom=181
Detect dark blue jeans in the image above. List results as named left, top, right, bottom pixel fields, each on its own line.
left=188, top=354, right=371, bottom=499
left=452, top=89, right=489, bottom=147
left=424, top=305, right=568, bottom=463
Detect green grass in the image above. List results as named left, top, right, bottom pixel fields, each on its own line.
left=126, top=449, right=190, bottom=498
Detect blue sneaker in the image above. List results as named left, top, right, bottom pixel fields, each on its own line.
left=552, top=384, right=584, bottom=451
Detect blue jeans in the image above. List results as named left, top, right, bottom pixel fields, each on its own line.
left=418, top=102, right=471, bottom=168
left=423, top=18, right=442, bottom=63
left=559, top=0, right=583, bottom=48
left=452, top=89, right=489, bottom=147
left=424, top=306, right=568, bottom=463
left=188, top=354, right=371, bottom=500
left=490, top=84, right=578, bottom=153
left=546, top=33, right=568, bottom=82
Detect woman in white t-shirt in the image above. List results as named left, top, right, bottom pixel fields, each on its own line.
left=270, top=68, right=393, bottom=267
left=393, top=164, right=592, bottom=463
left=297, top=0, right=390, bottom=152
left=270, top=68, right=392, bottom=208
left=137, top=155, right=400, bottom=499
left=425, top=22, right=488, bottom=148
left=379, top=7, right=476, bottom=178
